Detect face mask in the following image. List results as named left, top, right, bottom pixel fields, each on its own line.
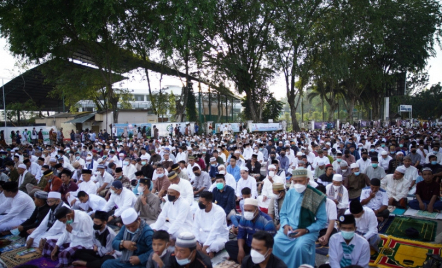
left=354, top=172, right=360, bottom=176
left=198, top=201, right=206, bottom=210
left=337, top=159, right=342, bottom=162
left=175, top=251, right=193, bottom=266
left=434, top=151, right=439, bottom=154
left=93, top=223, right=103, bottom=230
left=194, top=172, right=201, bottom=176
left=280, top=153, right=285, bottom=156
left=66, top=219, right=73, bottom=225
left=244, top=211, right=256, bottom=221
left=259, top=148, right=263, bottom=151
left=211, top=164, right=217, bottom=167
left=273, top=192, right=283, bottom=199
left=123, top=161, right=129, bottom=166
left=390, top=151, right=395, bottom=154
left=127, top=228, right=139, bottom=235
left=110, top=189, right=115, bottom=195
left=411, top=150, right=416, bottom=154
left=216, top=183, right=224, bottom=190
left=268, top=171, right=275, bottom=177
left=168, top=195, right=176, bottom=202
left=341, top=230, right=355, bottom=240
left=372, top=163, right=378, bottom=168
left=141, top=161, right=146, bottom=165
left=362, top=157, right=367, bottom=161
left=399, top=144, right=403, bottom=147
left=250, top=249, right=269, bottom=264
left=332, top=185, right=341, bottom=190
left=370, top=149, right=375, bottom=152
left=293, top=183, right=307, bottom=193
left=157, top=173, right=164, bottom=178
left=431, top=161, right=437, bottom=165
left=218, top=170, right=225, bottom=175
left=138, top=186, right=145, bottom=193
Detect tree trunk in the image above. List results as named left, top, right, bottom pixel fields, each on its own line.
left=290, top=103, right=301, bottom=131
left=347, top=97, right=356, bottom=124
left=144, top=68, right=157, bottom=115
left=107, top=84, right=119, bottom=123
left=246, top=91, right=259, bottom=122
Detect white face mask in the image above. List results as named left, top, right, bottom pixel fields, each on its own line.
left=138, top=186, right=145, bottom=193
left=218, top=170, right=226, bottom=175
left=293, top=183, right=307, bottom=193
left=243, top=211, right=256, bottom=221
left=250, top=249, right=269, bottom=264
left=332, top=185, right=341, bottom=190
left=268, top=171, right=275, bottom=177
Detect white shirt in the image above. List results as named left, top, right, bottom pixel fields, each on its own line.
left=151, top=197, right=193, bottom=237
left=187, top=163, right=201, bottom=182
left=193, top=204, right=229, bottom=245
left=379, top=156, right=392, bottom=171
left=85, top=161, right=98, bottom=173
left=260, top=176, right=284, bottom=198
left=18, top=170, right=29, bottom=187
left=356, top=158, right=371, bottom=174
left=324, top=198, right=338, bottom=229
left=312, top=156, right=330, bottom=169
left=78, top=194, right=107, bottom=215
left=29, top=203, right=70, bottom=240
left=344, top=207, right=378, bottom=239
left=170, top=178, right=194, bottom=206
left=325, top=184, right=349, bottom=209
left=104, top=188, right=137, bottom=217
left=425, top=152, right=442, bottom=164
left=175, top=152, right=187, bottom=163
left=403, top=165, right=418, bottom=182
left=123, top=164, right=137, bottom=181
left=242, top=147, right=253, bottom=160
left=56, top=210, right=94, bottom=249
left=95, top=171, right=114, bottom=189
left=236, top=176, right=258, bottom=198
left=0, top=191, right=35, bottom=225
left=380, top=174, right=410, bottom=201
left=329, top=232, right=370, bottom=268
left=73, top=179, right=98, bottom=197
left=360, top=188, right=388, bottom=210
left=27, top=162, right=42, bottom=181
left=0, top=192, right=11, bottom=214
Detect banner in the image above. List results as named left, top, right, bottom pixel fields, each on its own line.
left=313, top=122, right=335, bottom=130
left=1, top=126, right=57, bottom=144
left=249, top=123, right=282, bottom=132
left=112, top=123, right=151, bottom=138
left=214, top=123, right=241, bottom=133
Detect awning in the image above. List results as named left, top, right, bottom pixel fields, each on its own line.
left=65, top=113, right=96, bottom=124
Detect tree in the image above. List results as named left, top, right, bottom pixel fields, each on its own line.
left=186, top=87, right=198, bottom=122
left=262, top=95, right=284, bottom=122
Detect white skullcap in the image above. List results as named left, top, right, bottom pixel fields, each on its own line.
left=210, top=157, right=216, bottom=162
left=86, top=156, right=92, bottom=161
left=176, top=232, right=197, bottom=248
left=168, top=184, right=181, bottom=193
left=396, top=151, right=404, bottom=155
left=18, top=164, right=27, bottom=169
left=121, top=208, right=138, bottom=225
left=381, top=151, right=388, bottom=156
left=119, top=153, right=124, bottom=156
left=240, top=166, right=249, bottom=172
left=140, top=155, right=149, bottom=160
left=218, top=164, right=225, bottom=169
left=333, top=174, right=343, bottom=182
left=350, top=163, right=359, bottom=169
left=244, top=198, right=258, bottom=207
left=268, top=164, right=276, bottom=170
left=97, top=158, right=103, bottom=164
left=395, top=166, right=406, bottom=174
left=318, top=160, right=325, bottom=166
left=48, top=191, right=61, bottom=199
left=326, top=142, right=331, bottom=146
left=336, top=150, right=342, bottom=154
left=296, top=152, right=302, bottom=156
left=234, top=150, right=241, bottom=154
left=49, top=158, right=57, bottom=163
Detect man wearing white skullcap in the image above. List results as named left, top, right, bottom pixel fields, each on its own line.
left=17, top=163, right=37, bottom=194
left=168, top=232, right=212, bottom=267
left=102, top=208, right=154, bottom=268
left=344, top=163, right=371, bottom=201
left=225, top=198, right=276, bottom=264
left=313, top=159, right=326, bottom=180
left=151, top=184, right=193, bottom=238
left=381, top=166, right=410, bottom=208
left=257, top=164, right=284, bottom=212
left=325, top=174, right=349, bottom=217
left=236, top=166, right=258, bottom=199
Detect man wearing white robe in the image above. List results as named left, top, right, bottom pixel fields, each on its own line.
left=208, top=166, right=236, bottom=191
left=103, top=180, right=137, bottom=223
left=151, top=184, right=193, bottom=238
left=236, top=167, right=258, bottom=199
left=122, top=157, right=137, bottom=181
left=26, top=192, right=69, bottom=248
left=193, top=191, right=229, bottom=257
left=77, top=192, right=107, bottom=216
left=257, top=165, right=284, bottom=211
left=168, top=171, right=194, bottom=206
left=66, top=169, right=98, bottom=206
left=0, top=182, right=35, bottom=232
left=325, top=174, right=349, bottom=216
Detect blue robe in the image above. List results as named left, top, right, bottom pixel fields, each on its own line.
left=273, top=188, right=327, bottom=267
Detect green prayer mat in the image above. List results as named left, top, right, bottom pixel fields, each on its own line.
left=383, top=217, right=437, bottom=242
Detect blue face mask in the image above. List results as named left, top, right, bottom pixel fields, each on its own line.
left=211, top=164, right=217, bottom=167
left=176, top=251, right=193, bottom=266
left=127, top=228, right=139, bottom=235
left=390, top=151, right=395, bottom=154
left=354, top=172, right=360, bottom=176
left=434, top=151, right=439, bottom=154
left=216, top=182, right=224, bottom=190
left=431, top=161, right=437, bottom=165
left=341, top=230, right=355, bottom=240
left=372, top=164, right=378, bottom=168
left=399, top=144, right=403, bottom=148
left=66, top=219, right=73, bottom=225
left=370, top=149, right=375, bottom=152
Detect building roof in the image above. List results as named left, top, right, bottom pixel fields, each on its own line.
left=65, top=112, right=96, bottom=124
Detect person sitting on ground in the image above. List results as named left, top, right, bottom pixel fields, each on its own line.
left=364, top=157, right=386, bottom=180
left=102, top=208, right=154, bottom=268
left=42, top=207, right=94, bottom=268
left=267, top=183, right=286, bottom=230
left=133, top=178, right=161, bottom=225
left=225, top=198, right=276, bottom=264
left=16, top=190, right=50, bottom=238
left=212, top=173, right=237, bottom=221
left=0, top=181, right=35, bottom=234
left=151, top=184, right=193, bottom=239
left=408, top=167, right=442, bottom=212
left=326, top=214, right=370, bottom=268
left=230, top=187, right=252, bottom=234
left=345, top=199, right=380, bottom=252
left=77, top=191, right=107, bottom=217
left=167, top=232, right=213, bottom=268
left=103, top=180, right=137, bottom=226
left=194, top=191, right=229, bottom=259
left=381, top=166, right=410, bottom=209
left=325, top=174, right=349, bottom=217
left=241, top=231, right=288, bottom=268
left=192, top=166, right=212, bottom=196
left=72, top=211, right=117, bottom=268
left=344, top=163, right=371, bottom=201
left=316, top=184, right=337, bottom=247
left=146, top=230, right=173, bottom=268
left=257, top=164, right=284, bottom=213
left=360, top=178, right=389, bottom=222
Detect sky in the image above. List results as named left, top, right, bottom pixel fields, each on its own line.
left=1, top=37, right=441, bottom=100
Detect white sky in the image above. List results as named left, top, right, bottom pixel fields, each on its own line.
left=1, top=37, right=441, bottom=100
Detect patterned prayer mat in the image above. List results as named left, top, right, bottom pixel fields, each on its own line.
left=369, top=235, right=389, bottom=267
left=214, top=260, right=241, bottom=268
left=0, top=236, right=26, bottom=253
left=0, top=247, right=41, bottom=268
left=374, top=236, right=442, bottom=268
left=380, top=216, right=437, bottom=242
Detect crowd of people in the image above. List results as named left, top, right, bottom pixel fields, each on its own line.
left=0, top=122, right=441, bottom=268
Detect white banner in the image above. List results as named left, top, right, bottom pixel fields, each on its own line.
left=249, top=123, right=282, bottom=132
left=1, top=126, right=57, bottom=144
left=214, top=123, right=242, bottom=133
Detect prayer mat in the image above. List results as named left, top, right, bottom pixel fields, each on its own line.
left=370, top=235, right=389, bottom=266
left=0, top=247, right=40, bottom=268
left=381, top=216, right=437, bottom=242
left=391, top=208, right=406, bottom=216
left=378, top=216, right=395, bottom=233
left=375, top=236, right=442, bottom=268
left=0, top=236, right=26, bottom=253
left=214, top=260, right=241, bottom=268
